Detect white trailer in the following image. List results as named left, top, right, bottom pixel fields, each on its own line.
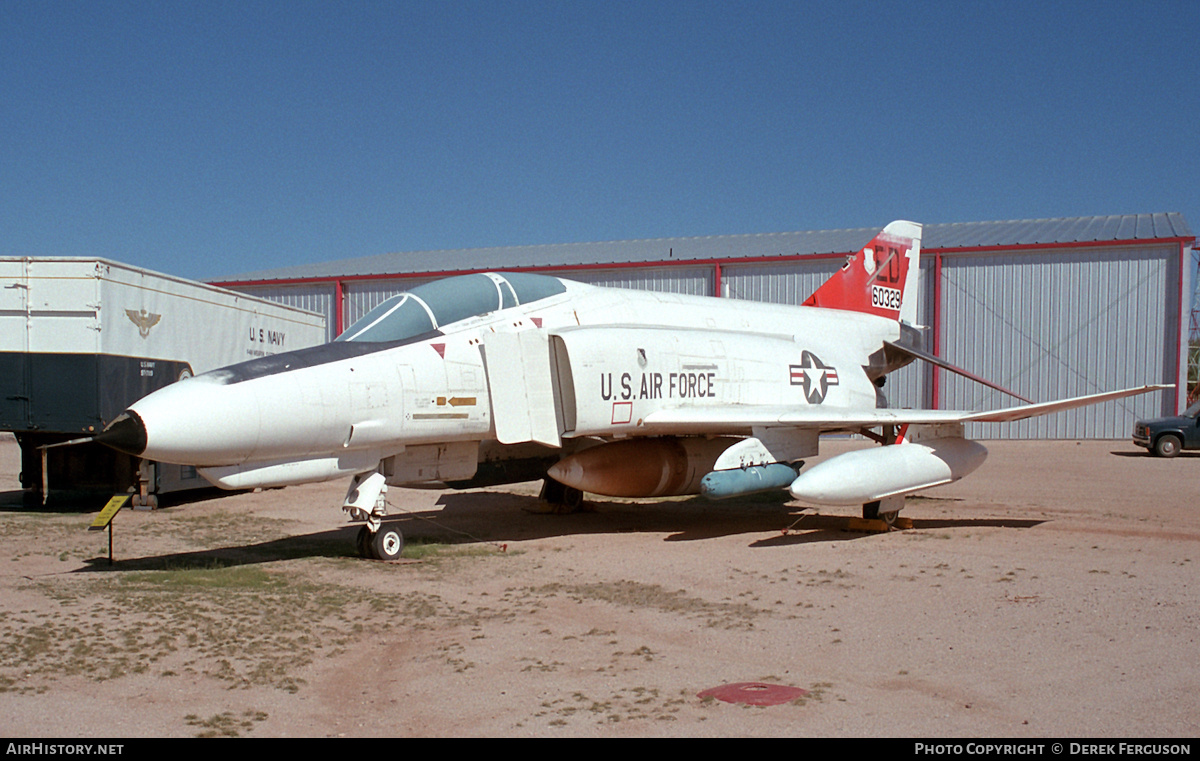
left=0, top=257, right=326, bottom=506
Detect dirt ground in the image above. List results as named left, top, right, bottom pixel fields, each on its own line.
left=0, top=432, right=1197, bottom=738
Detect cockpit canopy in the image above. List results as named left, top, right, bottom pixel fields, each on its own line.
left=337, top=272, right=568, bottom=343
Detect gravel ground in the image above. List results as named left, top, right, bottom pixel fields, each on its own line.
left=0, top=433, right=1196, bottom=738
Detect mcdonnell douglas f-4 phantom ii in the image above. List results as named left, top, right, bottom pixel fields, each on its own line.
left=96, top=221, right=1166, bottom=559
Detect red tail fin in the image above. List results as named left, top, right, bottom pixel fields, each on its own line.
left=802, top=221, right=922, bottom=324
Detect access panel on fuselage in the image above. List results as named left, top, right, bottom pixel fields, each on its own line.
left=481, top=330, right=561, bottom=448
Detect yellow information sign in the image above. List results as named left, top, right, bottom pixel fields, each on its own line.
left=89, top=495, right=131, bottom=531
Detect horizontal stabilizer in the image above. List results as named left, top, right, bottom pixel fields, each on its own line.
left=884, top=340, right=1033, bottom=404
left=953, top=384, right=1173, bottom=424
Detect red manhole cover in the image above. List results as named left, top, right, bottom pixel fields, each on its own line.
left=698, top=682, right=808, bottom=706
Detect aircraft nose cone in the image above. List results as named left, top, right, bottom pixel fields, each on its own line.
left=96, top=411, right=148, bottom=456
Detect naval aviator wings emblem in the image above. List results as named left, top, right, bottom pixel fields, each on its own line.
left=126, top=308, right=162, bottom=338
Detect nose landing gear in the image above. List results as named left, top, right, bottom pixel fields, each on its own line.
left=344, top=469, right=405, bottom=561
left=356, top=523, right=405, bottom=561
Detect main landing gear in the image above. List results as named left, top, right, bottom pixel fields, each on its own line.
left=862, top=495, right=904, bottom=528
left=539, top=477, right=584, bottom=513
left=344, top=470, right=405, bottom=561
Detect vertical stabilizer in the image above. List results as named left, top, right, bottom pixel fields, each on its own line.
left=803, top=221, right=922, bottom=325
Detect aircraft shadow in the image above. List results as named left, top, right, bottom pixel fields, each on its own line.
left=429, top=491, right=1045, bottom=545
left=1109, top=450, right=1200, bottom=458
left=749, top=515, right=1045, bottom=547
left=75, top=491, right=1047, bottom=571
left=77, top=524, right=363, bottom=573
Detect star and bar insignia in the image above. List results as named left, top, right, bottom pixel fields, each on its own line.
left=789, top=350, right=839, bottom=404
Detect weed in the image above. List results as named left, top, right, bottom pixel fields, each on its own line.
left=184, top=709, right=268, bottom=738
left=0, top=563, right=453, bottom=694
left=531, top=580, right=764, bottom=629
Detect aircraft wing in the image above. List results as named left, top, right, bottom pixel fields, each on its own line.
left=639, top=384, right=1172, bottom=432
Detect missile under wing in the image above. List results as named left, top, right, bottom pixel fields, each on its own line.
left=97, top=221, right=1167, bottom=559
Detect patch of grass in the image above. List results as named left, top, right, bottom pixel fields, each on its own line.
left=402, top=539, right=507, bottom=561
left=123, top=563, right=284, bottom=591
left=0, top=563, right=459, bottom=694
left=530, top=580, right=765, bottom=629
left=0, top=506, right=534, bottom=697
left=184, top=709, right=268, bottom=738
left=791, top=681, right=834, bottom=706
left=151, top=510, right=295, bottom=548
left=1, top=513, right=97, bottom=562
left=533, top=687, right=692, bottom=727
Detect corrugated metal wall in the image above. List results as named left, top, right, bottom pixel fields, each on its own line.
left=232, top=282, right=338, bottom=342
left=342, top=277, right=437, bottom=330
left=939, top=244, right=1178, bottom=438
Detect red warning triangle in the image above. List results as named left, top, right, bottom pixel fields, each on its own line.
left=431, top=343, right=446, bottom=358
left=531, top=317, right=543, bottom=328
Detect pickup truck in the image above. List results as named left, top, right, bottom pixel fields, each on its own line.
left=1133, top=399, right=1200, bottom=457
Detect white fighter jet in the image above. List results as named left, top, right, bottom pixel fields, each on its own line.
left=97, top=221, right=1166, bottom=559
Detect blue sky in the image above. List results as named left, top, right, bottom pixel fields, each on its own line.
left=2, top=1, right=1197, bottom=282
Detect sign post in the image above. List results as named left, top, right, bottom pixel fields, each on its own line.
left=89, top=495, right=131, bottom=565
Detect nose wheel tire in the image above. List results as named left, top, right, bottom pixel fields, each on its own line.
left=357, top=524, right=405, bottom=561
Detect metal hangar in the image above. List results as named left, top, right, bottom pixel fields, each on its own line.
left=212, top=214, right=1195, bottom=439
